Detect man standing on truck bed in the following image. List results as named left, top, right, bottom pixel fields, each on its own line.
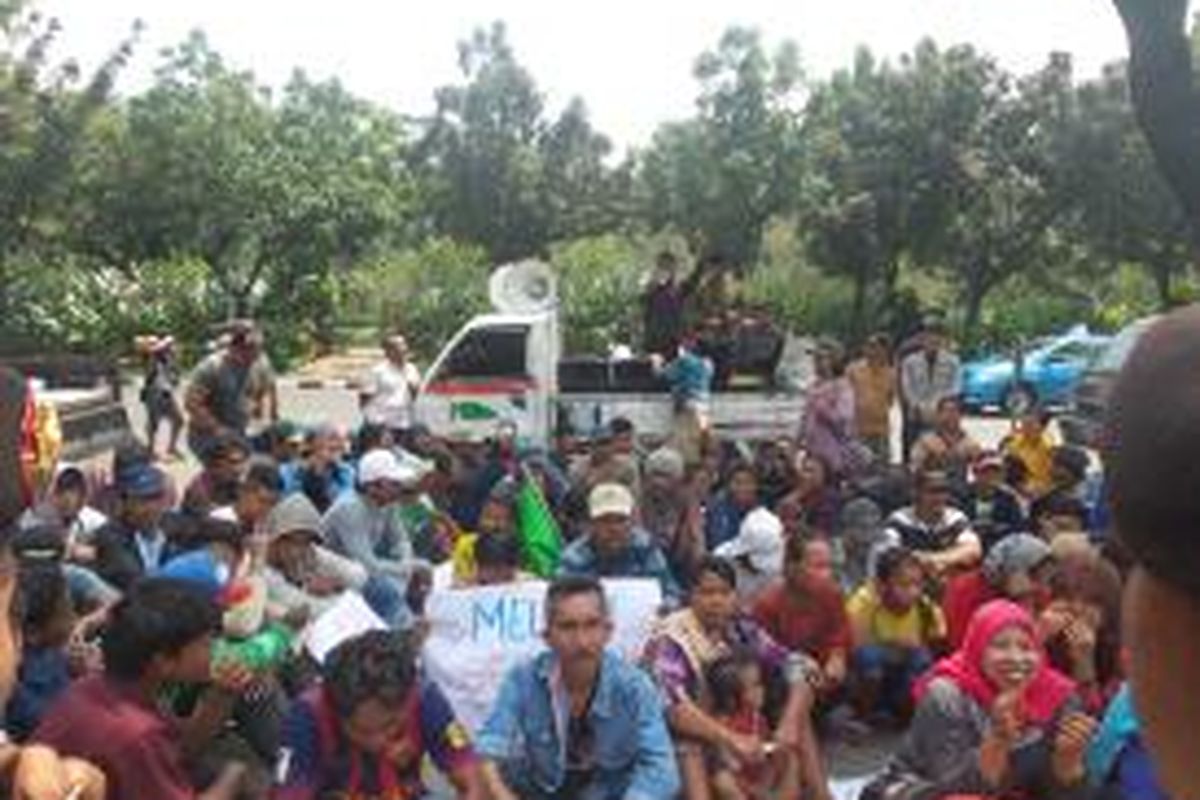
left=653, top=335, right=715, bottom=468
left=185, top=321, right=277, bottom=460
left=642, top=251, right=709, bottom=357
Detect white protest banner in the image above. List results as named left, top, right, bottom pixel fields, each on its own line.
left=421, top=578, right=663, bottom=733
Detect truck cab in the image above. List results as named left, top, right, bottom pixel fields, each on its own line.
left=415, top=261, right=561, bottom=446
left=416, top=310, right=559, bottom=446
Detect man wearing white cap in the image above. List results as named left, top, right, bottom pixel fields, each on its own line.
left=715, top=507, right=785, bottom=604
left=559, top=483, right=682, bottom=607
left=320, top=449, right=424, bottom=627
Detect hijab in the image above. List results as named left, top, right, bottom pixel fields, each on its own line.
left=917, top=598, right=1075, bottom=725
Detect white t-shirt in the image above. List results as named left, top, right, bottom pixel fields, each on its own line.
left=19, top=504, right=107, bottom=552
left=363, top=361, right=422, bottom=429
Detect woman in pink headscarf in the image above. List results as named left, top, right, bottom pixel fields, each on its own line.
left=861, top=599, right=1099, bottom=800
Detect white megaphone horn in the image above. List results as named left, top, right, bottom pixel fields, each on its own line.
left=488, top=260, right=557, bottom=314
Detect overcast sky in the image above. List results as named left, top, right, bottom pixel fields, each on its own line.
left=33, top=0, right=1172, bottom=152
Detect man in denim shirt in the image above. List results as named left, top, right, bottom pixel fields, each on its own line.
left=559, top=483, right=683, bottom=607
left=476, top=576, right=680, bottom=800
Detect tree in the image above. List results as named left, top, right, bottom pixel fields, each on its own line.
left=1061, top=61, right=1192, bottom=309
left=931, top=50, right=1077, bottom=339
left=1111, top=0, right=1200, bottom=250
left=415, top=22, right=628, bottom=263
left=802, top=43, right=1087, bottom=340
left=540, top=98, right=631, bottom=242
left=639, top=27, right=803, bottom=269
left=0, top=0, right=136, bottom=319
left=800, top=46, right=939, bottom=334
left=72, top=33, right=283, bottom=316
left=260, top=71, right=416, bottom=345
left=415, top=22, right=548, bottom=263
left=72, top=33, right=415, bottom=345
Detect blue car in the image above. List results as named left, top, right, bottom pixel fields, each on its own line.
left=962, top=326, right=1111, bottom=414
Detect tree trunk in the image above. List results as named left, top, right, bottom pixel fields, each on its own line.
left=1152, top=261, right=1174, bottom=311
left=963, top=265, right=988, bottom=350
left=1113, top=0, right=1200, bottom=251
left=851, top=267, right=869, bottom=341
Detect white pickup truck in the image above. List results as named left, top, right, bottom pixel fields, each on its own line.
left=412, top=261, right=811, bottom=447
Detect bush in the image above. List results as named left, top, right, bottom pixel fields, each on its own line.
left=0, top=254, right=214, bottom=361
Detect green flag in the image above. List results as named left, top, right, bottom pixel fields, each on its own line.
left=515, top=469, right=562, bottom=578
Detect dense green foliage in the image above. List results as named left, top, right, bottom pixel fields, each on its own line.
left=0, top=1, right=1193, bottom=365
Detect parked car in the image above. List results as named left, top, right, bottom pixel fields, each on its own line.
left=1060, top=316, right=1159, bottom=449
left=961, top=325, right=1111, bottom=415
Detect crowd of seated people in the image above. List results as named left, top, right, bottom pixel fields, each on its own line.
left=0, top=324, right=1173, bottom=800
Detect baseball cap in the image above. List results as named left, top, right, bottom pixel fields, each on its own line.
left=157, top=549, right=232, bottom=604
left=715, top=508, right=784, bottom=573
left=119, top=465, right=167, bottom=499
left=358, top=449, right=410, bottom=485
left=588, top=483, right=635, bottom=520
left=394, top=449, right=433, bottom=487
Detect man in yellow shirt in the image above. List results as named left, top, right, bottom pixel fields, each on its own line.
left=451, top=479, right=518, bottom=586
left=1002, top=408, right=1057, bottom=498
left=846, top=546, right=946, bottom=722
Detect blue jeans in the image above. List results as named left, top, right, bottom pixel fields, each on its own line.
left=498, top=761, right=635, bottom=800
left=852, top=644, right=933, bottom=718
left=64, top=564, right=120, bottom=609
left=361, top=574, right=413, bottom=630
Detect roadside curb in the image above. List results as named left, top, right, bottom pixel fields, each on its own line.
left=286, top=378, right=363, bottom=391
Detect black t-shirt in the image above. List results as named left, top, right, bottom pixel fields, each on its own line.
left=557, top=685, right=598, bottom=799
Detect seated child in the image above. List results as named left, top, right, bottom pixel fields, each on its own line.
left=1032, top=490, right=1091, bottom=544
left=451, top=479, right=518, bottom=584
left=847, top=545, right=947, bottom=723
left=468, top=531, right=533, bottom=587
left=706, top=650, right=799, bottom=800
